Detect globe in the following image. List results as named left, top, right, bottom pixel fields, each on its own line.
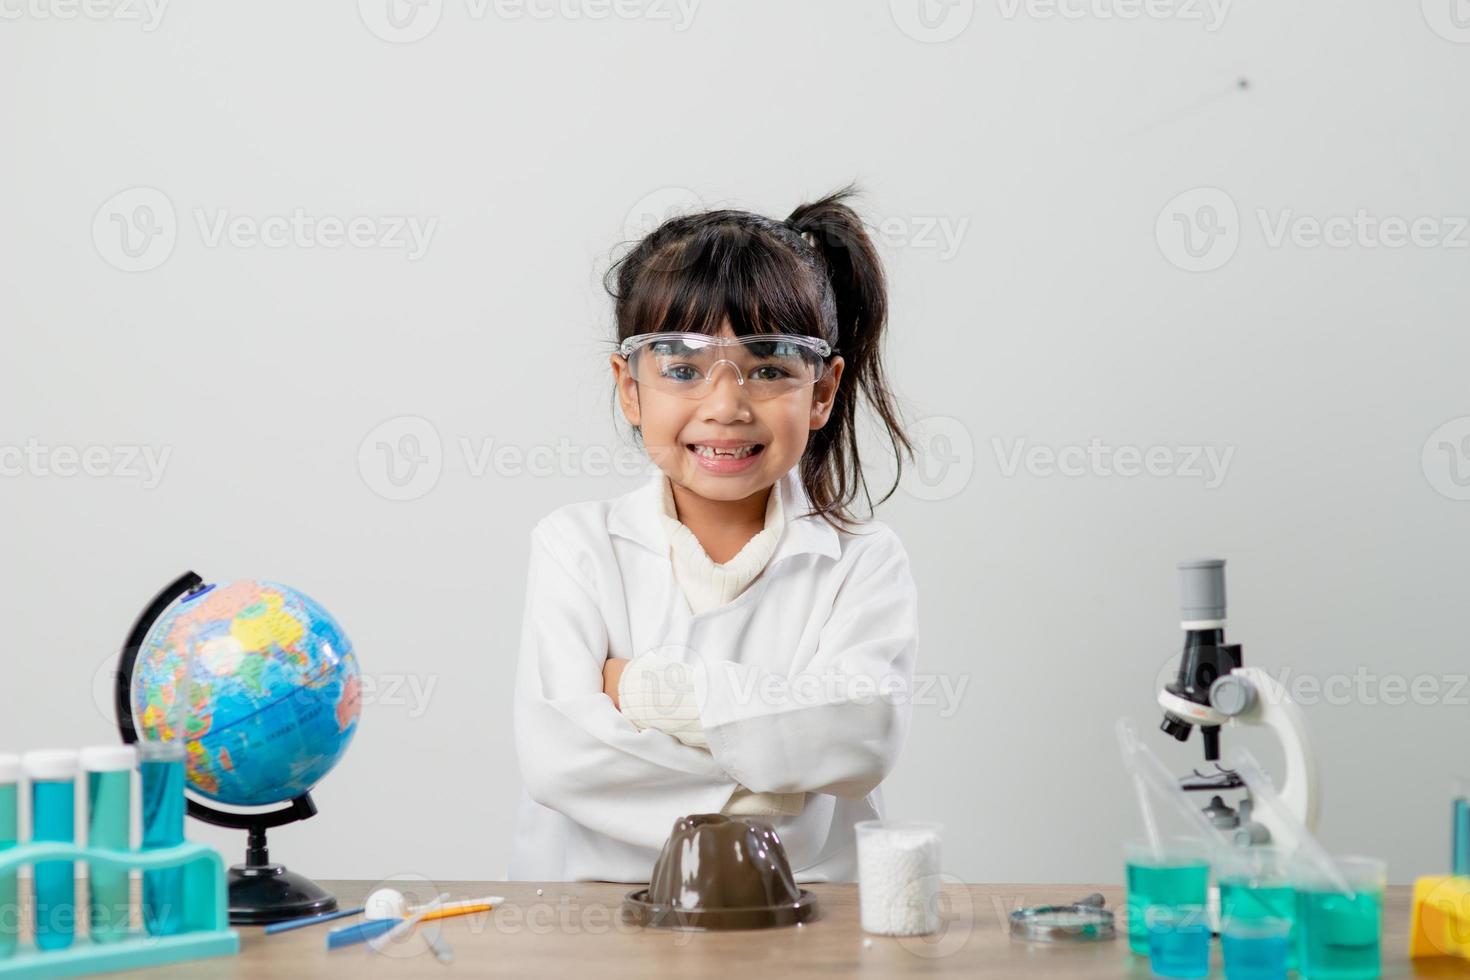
left=130, top=579, right=361, bottom=808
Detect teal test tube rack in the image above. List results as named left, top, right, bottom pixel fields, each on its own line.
left=0, top=841, right=238, bottom=978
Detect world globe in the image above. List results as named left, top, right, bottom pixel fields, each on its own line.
left=130, top=579, right=361, bottom=808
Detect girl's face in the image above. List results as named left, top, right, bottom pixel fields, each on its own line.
left=611, top=323, right=845, bottom=503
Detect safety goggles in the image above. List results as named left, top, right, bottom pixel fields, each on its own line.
left=618, top=332, right=834, bottom=400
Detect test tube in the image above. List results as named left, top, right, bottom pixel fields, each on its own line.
left=21, top=750, right=79, bottom=951
left=1454, top=779, right=1470, bottom=877
left=139, top=740, right=186, bottom=936
left=0, top=754, right=19, bottom=960
left=81, top=745, right=136, bottom=943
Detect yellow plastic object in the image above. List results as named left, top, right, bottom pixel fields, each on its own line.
left=1409, top=875, right=1470, bottom=959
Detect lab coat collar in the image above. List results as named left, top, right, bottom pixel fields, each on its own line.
left=609, top=465, right=841, bottom=564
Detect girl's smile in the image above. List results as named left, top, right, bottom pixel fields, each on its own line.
left=613, top=320, right=843, bottom=513
left=686, top=439, right=766, bottom=473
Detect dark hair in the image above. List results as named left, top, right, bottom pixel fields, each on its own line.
left=604, top=183, right=913, bottom=530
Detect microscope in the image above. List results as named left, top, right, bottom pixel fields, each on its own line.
left=1157, top=559, right=1321, bottom=846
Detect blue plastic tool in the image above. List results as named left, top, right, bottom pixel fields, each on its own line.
left=326, top=917, right=398, bottom=951
left=265, top=907, right=365, bottom=936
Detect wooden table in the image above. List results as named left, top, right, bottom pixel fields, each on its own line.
left=87, top=880, right=1453, bottom=978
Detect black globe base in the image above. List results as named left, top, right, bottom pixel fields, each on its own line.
left=228, top=862, right=338, bottom=925
left=221, top=821, right=337, bottom=925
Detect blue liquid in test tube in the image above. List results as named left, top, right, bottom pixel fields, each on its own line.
left=1453, top=795, right=1470, bottom=878
left=82, top=745, right=136, bottom=943
left=140, top=741, right=186, bottom=936
left=22, top=750, right=80, bottom=951
left=0, top=754, right=18, bottom=959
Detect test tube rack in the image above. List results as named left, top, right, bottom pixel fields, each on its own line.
left=0, top=840, right=238, bottom=978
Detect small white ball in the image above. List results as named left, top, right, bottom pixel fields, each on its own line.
left=536, top=888, right=543, bottom=896
left=863, top=938, right=873, bottom=948
left=364, top=887, right=407, bottom=920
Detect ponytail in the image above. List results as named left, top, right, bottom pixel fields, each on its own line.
left=785, top=185, right=914, bottom=528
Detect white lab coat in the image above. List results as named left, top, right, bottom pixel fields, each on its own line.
left=508, top=465, right=919, bottom=882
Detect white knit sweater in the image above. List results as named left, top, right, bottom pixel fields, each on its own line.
left=616, top=474, right=807, bottom=818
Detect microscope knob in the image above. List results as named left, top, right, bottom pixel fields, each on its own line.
left=1210, top=674, right=1256, bottom=717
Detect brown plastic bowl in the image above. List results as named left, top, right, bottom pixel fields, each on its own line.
left=622, top=813, right=819, bottom=931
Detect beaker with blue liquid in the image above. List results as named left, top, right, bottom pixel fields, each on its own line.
left=1293, top=855, right=1384, bottom=980
left=1124, top=838, right=1210, bottom=957
left=1222, top=915, right=1291, bottom=980
left=1217, top=845, right=1296, bottom=972
left=1144, top=901, right=1212, bottom=978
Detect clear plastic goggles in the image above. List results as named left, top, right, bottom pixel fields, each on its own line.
left=618, top=332, right=833, bottom=400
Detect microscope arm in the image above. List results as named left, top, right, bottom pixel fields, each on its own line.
left=1212, top=665, right=1322, bottom=840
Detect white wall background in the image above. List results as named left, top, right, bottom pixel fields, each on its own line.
left=2, top=0, right=1468, bottom=887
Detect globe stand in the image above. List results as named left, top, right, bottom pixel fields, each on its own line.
left=115, top=570, right=341, bottom=926
left=195, top=804, right=338, bottom=925
left=229, top=827, right=338, bottom=924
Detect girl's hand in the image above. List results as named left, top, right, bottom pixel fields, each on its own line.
left=603, top=657, right=631, bottom=710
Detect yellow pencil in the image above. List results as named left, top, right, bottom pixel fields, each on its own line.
left=415, top=897, right=501, bottom=923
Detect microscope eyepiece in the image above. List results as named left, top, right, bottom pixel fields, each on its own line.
left=1178, top=558, right=1227, bottom=627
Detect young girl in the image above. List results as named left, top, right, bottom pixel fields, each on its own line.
left=509, top=186, right=919, bottom=883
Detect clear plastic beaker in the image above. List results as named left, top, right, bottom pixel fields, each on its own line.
left=1145, top=901, right=1212, bottom=978
left=1222, top=914, right=1291, bottom=979
left=1125, top=837, right=1210, bottom=956
left=855, top=820, right=943, bottom=936
left=1293, top=855, right=1384, bottom=980
left=1216, top=846, right=1296, bottom=970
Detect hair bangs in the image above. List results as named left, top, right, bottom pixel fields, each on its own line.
left=623, top=226, right=827, bottom=342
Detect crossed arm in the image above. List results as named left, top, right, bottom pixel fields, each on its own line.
left=512, top=520, right=918, bottom=850
left=602, top=657, right=632, bottom=709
